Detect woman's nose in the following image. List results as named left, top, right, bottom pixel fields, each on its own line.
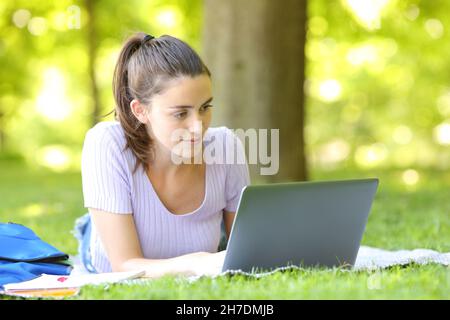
left=187, top=118, right=204, bottom=138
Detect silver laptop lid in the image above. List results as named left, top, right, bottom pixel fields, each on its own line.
left=222, top=178, right=379, bottom=273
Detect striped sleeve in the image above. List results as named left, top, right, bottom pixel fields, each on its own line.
left=81, top=127, right=132, bottom=214
left=224, top=128, right=251, bottom=212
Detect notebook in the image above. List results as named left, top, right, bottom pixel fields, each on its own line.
left=2, top=270, right=145, bottom=298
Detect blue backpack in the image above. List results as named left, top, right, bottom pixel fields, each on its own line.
left=0, top=222, right=72, bottom=289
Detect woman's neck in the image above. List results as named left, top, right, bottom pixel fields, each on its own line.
left=148, top=140, right=204, bottom=176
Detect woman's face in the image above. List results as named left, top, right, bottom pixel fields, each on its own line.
left=144, top=74, right=213, bottom=161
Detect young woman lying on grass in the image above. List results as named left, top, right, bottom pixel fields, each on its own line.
left=79, top=33, right=250, bottom=277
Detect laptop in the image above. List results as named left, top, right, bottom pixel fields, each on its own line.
left=222, top=178, right=379, bottom=273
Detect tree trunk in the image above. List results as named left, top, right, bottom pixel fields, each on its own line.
left=85, top=0, right=101, bottom=127
left=202, top=0, right=308, bottom=183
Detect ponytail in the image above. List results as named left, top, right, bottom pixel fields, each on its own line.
left=112, top=33, right=151, bottom=174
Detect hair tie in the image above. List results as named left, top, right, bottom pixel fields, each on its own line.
left=142, top=34, right=155, bottom=44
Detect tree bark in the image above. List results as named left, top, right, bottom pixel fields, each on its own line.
left=202, top=0, right=308, bottom=183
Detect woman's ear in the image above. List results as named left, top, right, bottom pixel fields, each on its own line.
left=130, top=99, right=149, bottom=124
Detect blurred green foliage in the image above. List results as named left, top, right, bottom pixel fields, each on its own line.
left=306, top=0, right=450, bottom=175
left=0, top=0, right=202, bottom=170
left=0, top=1, right=449, bottom=299
left=0, top=0, right=449, bottom=182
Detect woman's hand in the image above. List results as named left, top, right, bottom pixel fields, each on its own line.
left=183, top=250, right=226, bottom=277
left=126, top=250, right=227, bottom=279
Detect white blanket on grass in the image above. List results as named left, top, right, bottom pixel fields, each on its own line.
left=70, top=246, right=450, bottom=281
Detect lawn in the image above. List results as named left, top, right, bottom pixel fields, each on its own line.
left=0, top=159, right=449, bottom=299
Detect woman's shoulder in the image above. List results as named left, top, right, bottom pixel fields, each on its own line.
left=83, top=120, right=127, bottom=152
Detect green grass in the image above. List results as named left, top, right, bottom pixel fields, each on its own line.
left=0, top=161, right=85, bottom=255
left=0, top=160, right=449, bottom=299
left=75, top=264, right=449, bottom=300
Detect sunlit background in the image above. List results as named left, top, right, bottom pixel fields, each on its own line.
left=305, top=0, right=450, bottom=191
left=0, top=0, right=449, bottom=268
left=1, top=0, right=449, bottom=191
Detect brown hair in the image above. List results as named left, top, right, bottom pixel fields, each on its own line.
left=110, top=32, right=211, bottom=174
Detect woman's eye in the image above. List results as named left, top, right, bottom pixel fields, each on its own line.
left=174, top=105, right=212, bottom=119
left=201, top=104, right=213, bottom=112
left=174, top=112, right=187, bottom=119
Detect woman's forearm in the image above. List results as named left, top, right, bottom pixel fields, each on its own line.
left=118, top=252, right=200, bottom=278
